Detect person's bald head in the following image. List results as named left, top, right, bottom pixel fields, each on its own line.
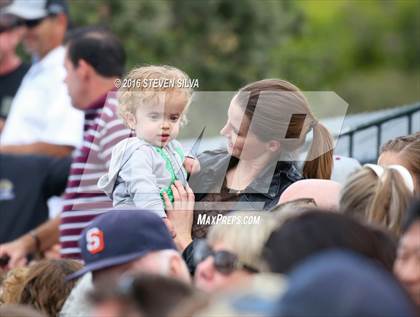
left=279, top=179, right=342, bottom=211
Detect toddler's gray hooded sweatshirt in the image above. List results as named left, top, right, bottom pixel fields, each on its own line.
left=97, top=137, right=187, bottom=217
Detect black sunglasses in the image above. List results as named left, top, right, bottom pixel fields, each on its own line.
left=22, top=17, right=47, bottom=29
left=21, top=13, right=59, bottom=29
left=193, top=239, right=259, bottom=275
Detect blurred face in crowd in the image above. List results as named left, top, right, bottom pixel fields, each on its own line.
left=0, top=27, right=23, bottom=61
left=220, top=95, right=277, bottom=160
left=92, top=299, right=142, bottom=317
left=394, top=221, right=420, bottom=306
left=64, top=53, right=88, bottom=109
left=129, top=250, right=191, bottom=283
left=92, top=250, right=191, bottom=288
left=194, top=241, right=254, bottom=293
left=22, top=14, right=67, bottom=59
left=127, top=92, right=187, bottom=147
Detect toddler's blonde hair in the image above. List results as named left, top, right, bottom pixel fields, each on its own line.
left=118, top=65, right=193, bottom=126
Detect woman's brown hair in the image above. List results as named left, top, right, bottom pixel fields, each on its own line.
left=236, top=79, right=334, bottom=179
left=380, top=132, right=420, bottom=194
left=18, top=260, right=82, bottom=317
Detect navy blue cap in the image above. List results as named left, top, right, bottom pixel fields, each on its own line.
left=272, top=250, right=417, bottom=317
left=67, top=210, right=176, bottom=280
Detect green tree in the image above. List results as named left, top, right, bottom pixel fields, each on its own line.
left=70, top=0, right=301, bottom=90
left=69, top=0, right=419, bottom=113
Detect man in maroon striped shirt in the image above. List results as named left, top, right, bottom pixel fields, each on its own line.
left=0, top=27, right=130, bottom=265
left=59, top=91, right=131, bottom=258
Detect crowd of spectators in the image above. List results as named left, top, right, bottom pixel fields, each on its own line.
left=0, top=0, right=419, bottom=316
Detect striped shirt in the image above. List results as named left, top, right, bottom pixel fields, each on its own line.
left=60, top=91, right=131, bottom=258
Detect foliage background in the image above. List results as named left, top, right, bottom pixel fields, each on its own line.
left=68, top=0, right=419, bottom=113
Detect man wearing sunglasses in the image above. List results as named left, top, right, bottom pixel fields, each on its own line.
left=194, top=239, right=260, bottom=276
left=0, top=0, right=84, bottom=157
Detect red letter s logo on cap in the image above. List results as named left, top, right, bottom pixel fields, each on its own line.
left=86, top=227, right=105, bottom=254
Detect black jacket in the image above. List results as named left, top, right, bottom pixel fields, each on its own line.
left=190, top=149, right=303, bottom=210
left=185, top=149, right=303, bottom=273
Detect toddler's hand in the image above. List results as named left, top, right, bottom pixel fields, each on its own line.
left=184, top=156, right=200, bottom=175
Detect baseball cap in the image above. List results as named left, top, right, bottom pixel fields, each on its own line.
left=67, top=210, right=176, bottom=280
left=2, top=0, right=68, bottom=20
left=271, top=250, right=417, bottom=317
left=331, top=155, right=362, bottom=184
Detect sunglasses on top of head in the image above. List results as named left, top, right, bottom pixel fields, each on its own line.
left=193, top=239, right=259, bottom=275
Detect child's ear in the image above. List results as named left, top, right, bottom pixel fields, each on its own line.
left=125, top=113, right=137, bottom=130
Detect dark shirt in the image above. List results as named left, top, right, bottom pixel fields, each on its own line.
left=183, top=149, right=303, bottom=274
left=0, top=63, right=30, bottom=119
left=0, top=154, right=71, bottom=243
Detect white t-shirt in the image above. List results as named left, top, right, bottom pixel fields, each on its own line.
left=0, top=46, right=84, bottom=147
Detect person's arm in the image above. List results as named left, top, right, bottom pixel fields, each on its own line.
left=0, top=217, right=60, bottom=269
left=0, top=142, right=74, bottom=157
left=0, top=118, right=5, bottom=133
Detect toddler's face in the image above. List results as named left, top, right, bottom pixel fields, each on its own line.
left=131, top=91, right=187, bottom=147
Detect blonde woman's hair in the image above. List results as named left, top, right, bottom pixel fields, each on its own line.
left=117, top=65, right=193, bottom=127
left=0, top=267, right=29, bottom=305
left=236, top=79, right=334, bottom=179
left=206, top=211, right=279, bottom=271
left=380, top=132, right=420, bottom=194
left=19, top=259, right=83, bottom=317
left=339, top=166, right=412, bottom=236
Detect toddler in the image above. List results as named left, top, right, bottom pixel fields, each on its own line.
left=98, top=65, right=196, bottom=217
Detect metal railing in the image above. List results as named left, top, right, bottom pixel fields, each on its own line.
left=338, top=103, right=420, bottom=159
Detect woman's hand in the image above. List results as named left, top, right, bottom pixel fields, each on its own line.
left=163, top=181, right=194, bottom=251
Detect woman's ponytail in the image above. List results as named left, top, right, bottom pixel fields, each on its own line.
left=367, top=169, right=411, bottom=236
left=303, top=121, right=334, bottom=179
